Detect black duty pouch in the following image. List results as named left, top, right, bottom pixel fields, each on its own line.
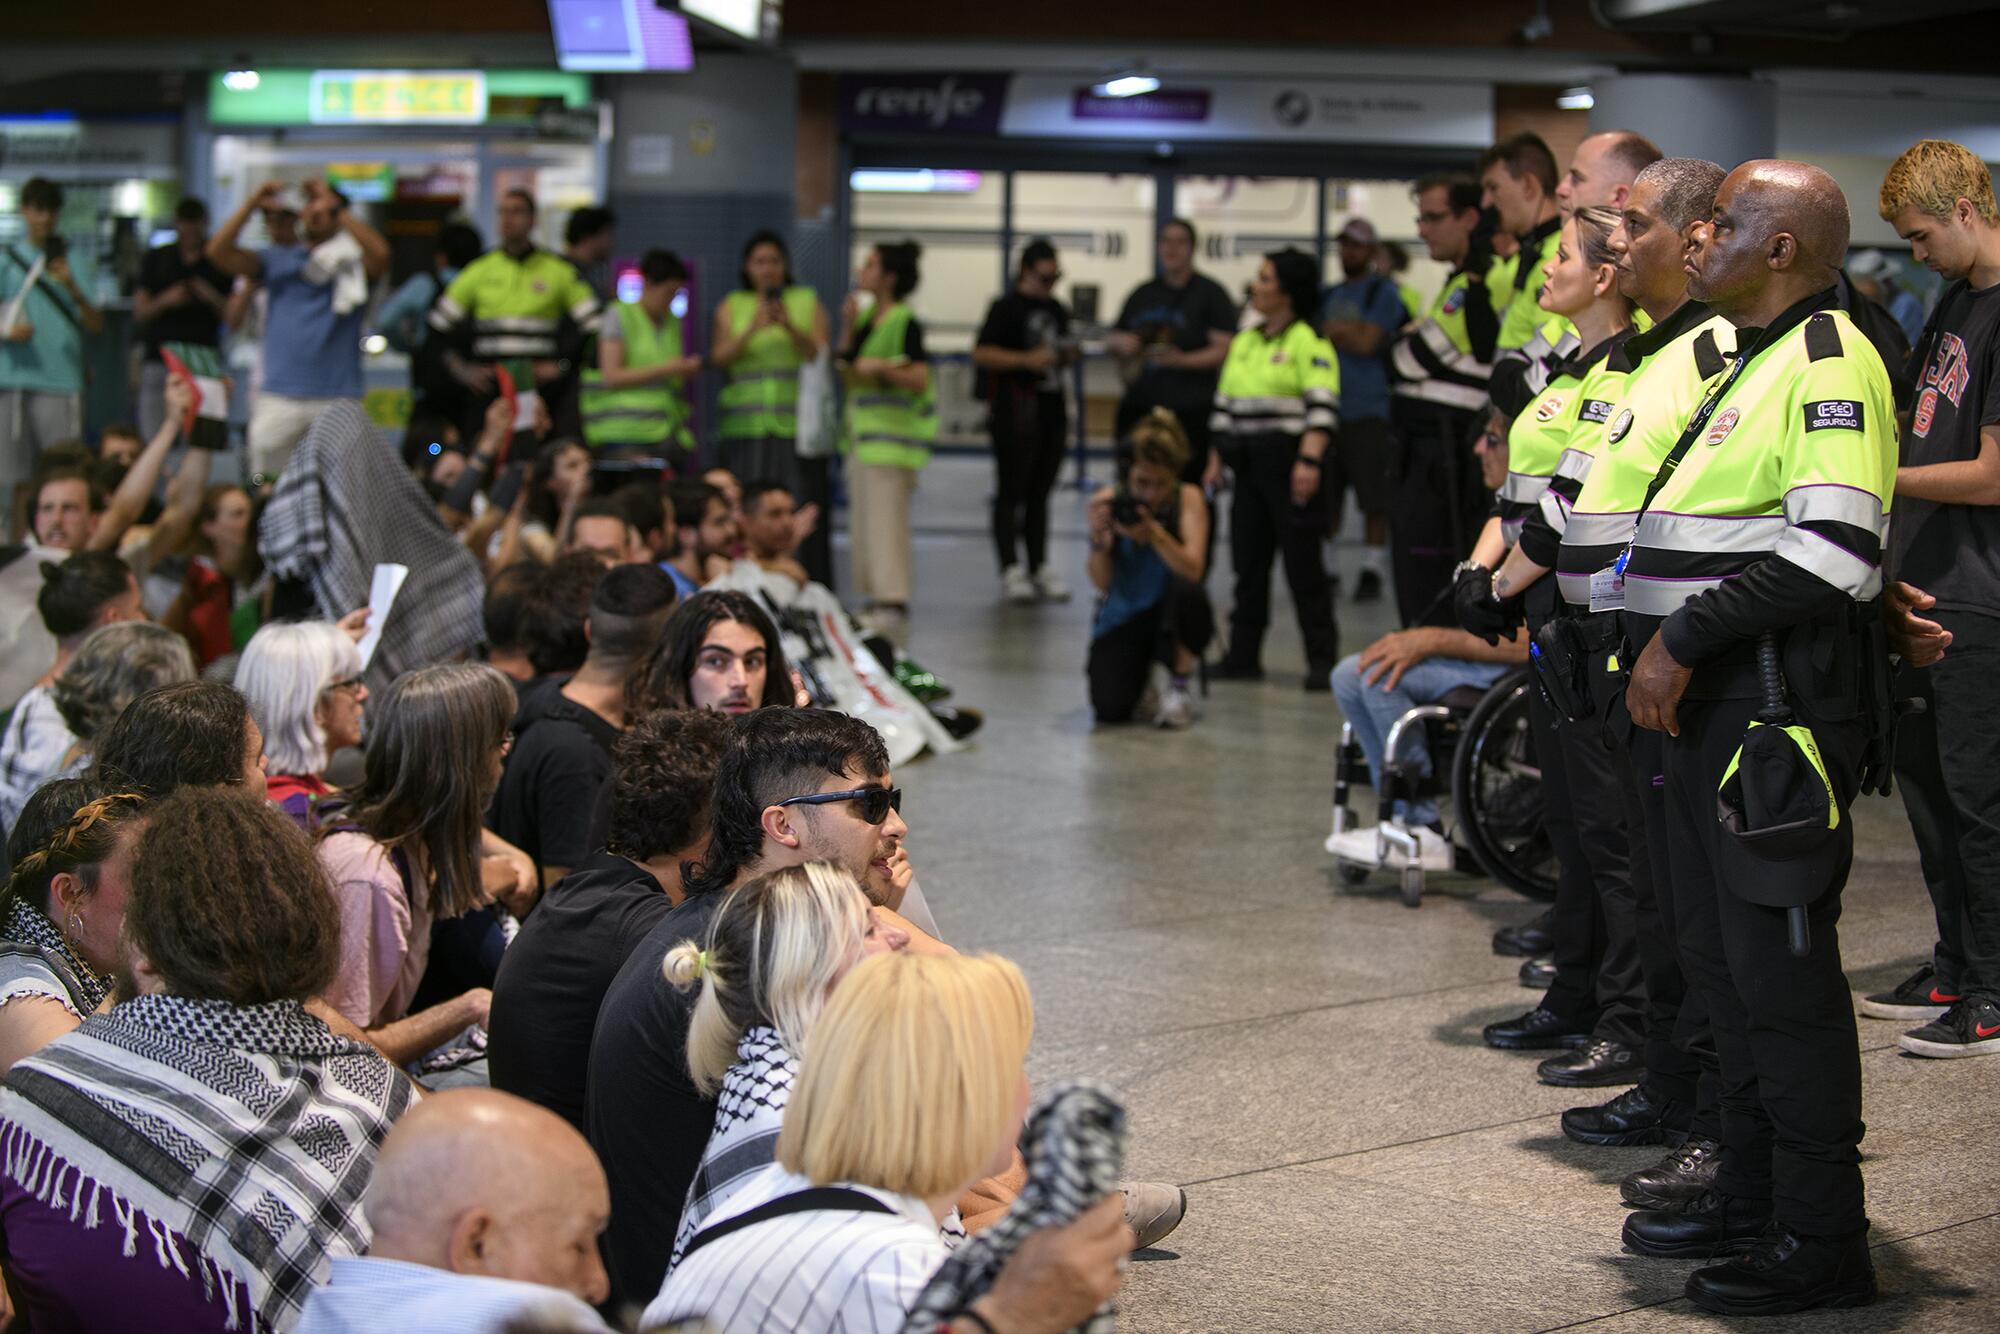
left=1531, top=616, right=1594, bottom=724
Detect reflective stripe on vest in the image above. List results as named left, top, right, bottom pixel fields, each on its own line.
left=842, top=304, right=934, bottom=470
left=719, top=287, right=819, bottom=441
left=580, top=301, right=692, bottom=449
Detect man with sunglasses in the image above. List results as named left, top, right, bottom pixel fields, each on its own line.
left=974, top=237, right=1080, bottom=605
left=586, top=708, right=909, bottom=1308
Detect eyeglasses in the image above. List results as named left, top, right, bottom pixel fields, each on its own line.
left=324, top=675, right=365, bottom=696
left=776, top=785, right=903, bottom=825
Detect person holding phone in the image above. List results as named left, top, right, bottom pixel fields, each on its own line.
left=207, top=179, right=391, bottom=485
left=1, top=178, right=103, bottom=543
left=580, top=248, right=701, bottom=470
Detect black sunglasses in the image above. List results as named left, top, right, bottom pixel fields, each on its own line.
left=776, top=785, right=903, bottom=825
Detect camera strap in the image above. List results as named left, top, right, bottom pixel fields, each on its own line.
left=5, top=245, right=82, bottom=334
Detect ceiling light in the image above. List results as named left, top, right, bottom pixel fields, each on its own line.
left=1093, top=73, right=1161, bottom=99
left=1556, top=86, right=1595, bottom=110
left=222, top=69, right=261, bottom=93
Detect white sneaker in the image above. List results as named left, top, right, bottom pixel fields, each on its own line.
left=1156, top=683, right=1196, bottom=729
left=1327, top=824, right=1384, bottom=866
left=1033, top=568, right=1072, bottom=603
left=1388, top=823, right=1456, bottom=872
left=1002, top=565, right=1037, bottom=604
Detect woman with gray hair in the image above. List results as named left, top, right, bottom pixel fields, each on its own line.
left=43, top=622, right=196, bottom=787
left=236, top=621, right=367, bottom=819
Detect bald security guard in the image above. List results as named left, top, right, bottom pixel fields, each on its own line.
left=1619, top=162, right=1896, bottom=1315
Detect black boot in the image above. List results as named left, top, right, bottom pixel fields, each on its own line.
left=1621, top=1137, right=1722, bottom=1208
left=1518, top=956, right=1556, bottom=989
left=1482, top=1007, right=1591, bottom=1051
left=1492, top=909, right=1555, bottom=957
left=1537, top=1038, right=1643, bottom=1087
left=1622, top=1191, right=1773, bottom=1258
left=1685, top=1226, right=1876, bottom=1316
left=1560, top=1084, right=1684, bottom=1148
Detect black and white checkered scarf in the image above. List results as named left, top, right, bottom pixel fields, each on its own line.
left=258, top=400, right=486, bottom=690
left=0, top=994, right=415, bottom=1333
left=0, top=899, right=110, bottom=1016
left=902, top=1080, right=1127, bottom=1334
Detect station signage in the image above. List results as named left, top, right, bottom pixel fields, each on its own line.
left=308, top=72, right=487, bottom=125
left=208, top=70, right=592, bottom=129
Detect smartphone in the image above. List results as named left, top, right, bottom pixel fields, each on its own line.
left=42, top=235, right=67, bottom=262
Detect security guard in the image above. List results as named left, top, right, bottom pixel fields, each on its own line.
left=1619, top=162, right=1896, bottom=1315
left=1479, top=133, right=1565, bottom=353
left=429, top=188, right=599, bottom=433
left=579, top=248, right=700, bottom=465
left=1497, top=159, right=1733, bottom=1208
left=1211, top=247, right=1340, bottom=686
left=1389, top=174, right=1498, bottom=627
left=1457, top=208, right=1642, bottom=1079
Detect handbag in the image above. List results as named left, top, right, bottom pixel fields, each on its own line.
left=794, top=347, right=839, bottom=459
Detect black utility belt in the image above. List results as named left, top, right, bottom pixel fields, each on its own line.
left=1531, top=609, right=1626, bottom=725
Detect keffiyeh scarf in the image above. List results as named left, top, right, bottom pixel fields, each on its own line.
left=0, top=899, right=110, bottom=1017
left=671, top=1026, right=797, bottom=1267
left=902, top=1080, right=1127, bottom=1334
left=0, top=994, right=414, bottom=1333
left=259, top=401, right=485, bottom=688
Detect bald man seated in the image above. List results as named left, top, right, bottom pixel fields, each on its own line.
left=295, top=1089, right=616, bottom=1334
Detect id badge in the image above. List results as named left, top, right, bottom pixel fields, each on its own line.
left=1589, top=562, right=1626, bottom=614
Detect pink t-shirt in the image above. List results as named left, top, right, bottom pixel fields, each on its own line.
left=316, top=831, right=433, bottom=1029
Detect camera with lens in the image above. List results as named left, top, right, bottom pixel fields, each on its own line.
left=1111, top=492, right=1145, bottom=527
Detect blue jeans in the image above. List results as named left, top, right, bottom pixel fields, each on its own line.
left=1331, top=654, right=1510, bottom=826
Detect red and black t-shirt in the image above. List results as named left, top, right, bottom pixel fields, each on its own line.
left=1895, top=279, right=2000, bottom=617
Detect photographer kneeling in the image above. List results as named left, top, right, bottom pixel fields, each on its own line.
left=1086, top=409, right=1213, bottom=728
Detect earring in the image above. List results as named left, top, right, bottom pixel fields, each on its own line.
left=64, top=911, right=85, bottom=945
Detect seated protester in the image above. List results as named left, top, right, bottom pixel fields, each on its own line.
left=236, top=620, right=366, bottom=819
left=159, top=482, right=262, bottom=671
left=666, top=861, right=911, bottom=1266
left=736, top=477, right=810, bottom=586
left=0, top=788, right=416, bottom=1334
left=1327, top=620, right=1527, bottom=871
left=489, top=709, right=732, bottom=1131
left=0, top=781, right=145, bottom=1074
left=588, top=707, right=904, bottom=1309
left=0, top=553, right=142, bottom=833
left=1085, top=408, right=1213, bottom=729
left=487, top=552, right=603, bottom=694
left=612, top=480, right=675, bottom=563
left=665, top=479, right=736, bottom=598
left=44, top=622, right=197, bottom=788
left=24, top=379, right=193, bottom=563
left=96, top=422, right=143, bottom=470
left=296, top=1089, right=613, bottom=1333
left=510, top=439, right=593, bottom=566
left=644, top=952, right=1130, bottom=1334
left=88, top=679, right=269, bottom=801
left=565, top=497, right=650, bottom=568
left=489, top=563, right=677, bottom=889
left=628, top=589, right=792, bottom=718
left=313, top=663, right=533, bottom=1067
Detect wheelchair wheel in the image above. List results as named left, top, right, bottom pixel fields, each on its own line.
left=1450, top=667, right=1558, bottom=901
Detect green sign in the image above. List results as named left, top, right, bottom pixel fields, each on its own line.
left=208, top=69, right=591, bottom=127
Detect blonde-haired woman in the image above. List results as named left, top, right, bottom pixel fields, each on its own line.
left=643, top=952, right=1131, bottom=1334
left=662, top=861, right=909, bottom=1264
left=1085, top=407, right=1213, bottom=727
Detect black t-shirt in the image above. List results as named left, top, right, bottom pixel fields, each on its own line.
left=588, top=889, right=725, bottom=1309
left=1894, top=279, right=2000, bottom=617
left=488, top=676, right=622, bottom=883
left=977, top=291, right=1070, bottom=404
left=136, top=244, right=232, bottom=360
left=1115, top=272, right=1238, bottom=417
left=487, top=851, right=674, bottom=1133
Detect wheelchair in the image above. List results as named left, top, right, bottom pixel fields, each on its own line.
left=1324, top=665, right=1559, bottom=908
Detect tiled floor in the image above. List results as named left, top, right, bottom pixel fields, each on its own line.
left=862, top=456, right=2000, bottom=1333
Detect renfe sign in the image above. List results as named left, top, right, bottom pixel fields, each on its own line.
left=838, top=73, right=1011, bottom=135
left=838, top=72, right=1493, bottom=149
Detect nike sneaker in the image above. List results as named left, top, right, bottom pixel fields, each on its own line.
left=1857, top=962, right=1958, bottom=1021
left=1897, top=998, right=2000, bottom=1059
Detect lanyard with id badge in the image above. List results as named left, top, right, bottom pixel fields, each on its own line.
left=1590, top=335, right=1763, bottom=614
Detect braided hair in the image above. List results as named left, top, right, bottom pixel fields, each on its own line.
left=4, top=778, right=148, bottom=921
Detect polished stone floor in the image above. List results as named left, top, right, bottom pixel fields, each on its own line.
left=851, top=455, right=2000, bottom=1334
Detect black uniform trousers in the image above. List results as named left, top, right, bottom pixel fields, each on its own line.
left=1389, top=396, right=1487, bottom=628
left=1221, top=433, right=1338, bottom=672
left=1894, top=609, right=2000, bottom=1001
left=1660, top=693, right=1866, bottom=1236
left=1523, top=586, right=1611, bottom=1030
